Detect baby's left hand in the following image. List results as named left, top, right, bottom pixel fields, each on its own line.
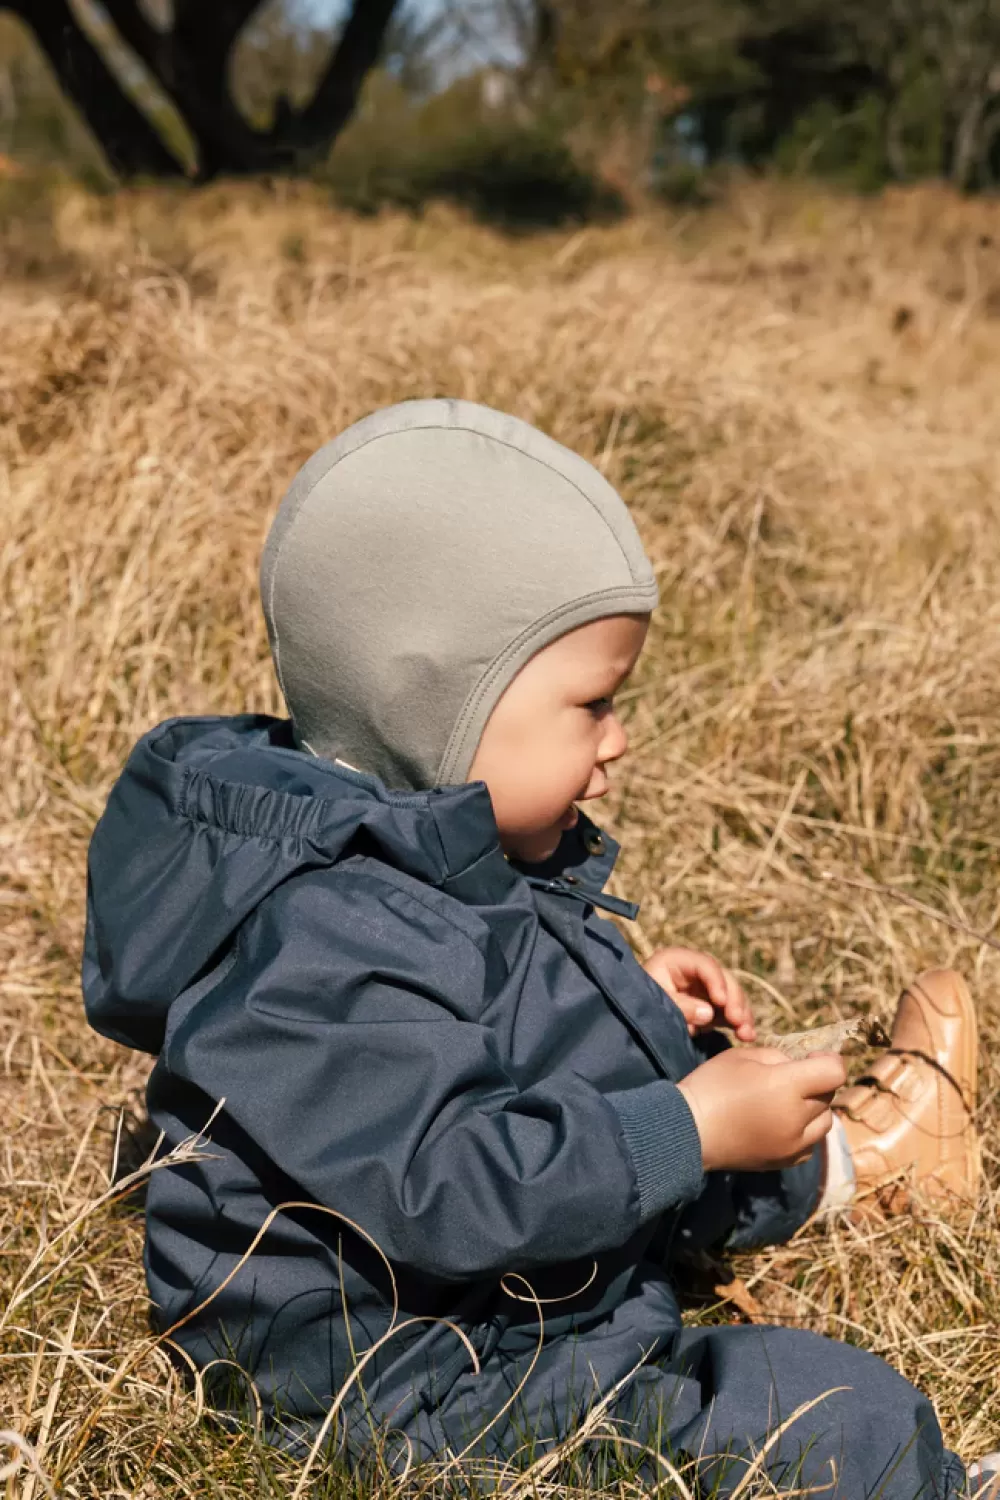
left=642, top=946, right=756, bottom=1043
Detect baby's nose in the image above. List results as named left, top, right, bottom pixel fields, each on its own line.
left=600, top=714, right=628, bottom=764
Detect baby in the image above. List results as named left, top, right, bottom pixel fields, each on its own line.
left=84, top=399, right=992, bottom=1496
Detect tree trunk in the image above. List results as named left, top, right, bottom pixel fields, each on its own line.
left=4, top=0, right=186, bottom=177
left=3, top=0, right=399, bottom=181
left=168, top=0, right=270, bottom=178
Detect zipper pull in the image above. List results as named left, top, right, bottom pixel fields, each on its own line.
left=585, top=889, right=640, bottom=921
left=526, top=875, right=640, bottom=922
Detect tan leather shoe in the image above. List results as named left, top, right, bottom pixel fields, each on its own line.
left=834, top=969, right=980, bottom=1208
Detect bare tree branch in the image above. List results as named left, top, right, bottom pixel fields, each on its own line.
left=3, top=0, right=400, bottom=180
left=98, top=0, right=165, bottom=74
left=3, top=0, right=185, bottom=175
left=294, top=0, right=400, bottom=148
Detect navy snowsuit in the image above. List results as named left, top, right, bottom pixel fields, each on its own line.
left=83, top=715, right=964, bottom=1496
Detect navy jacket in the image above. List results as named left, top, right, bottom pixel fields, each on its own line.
left=83, top=715, right=820, bottom=1454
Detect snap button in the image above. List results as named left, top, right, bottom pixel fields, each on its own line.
left=563, top=874, right=581, bottom=886
left=583, top=831, right=605, bottom=857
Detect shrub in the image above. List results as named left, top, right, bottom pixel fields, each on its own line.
left=322, top=73, right=623, bottom=229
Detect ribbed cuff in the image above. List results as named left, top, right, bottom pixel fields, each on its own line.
left=606, top=1081, right=704, bottom=1221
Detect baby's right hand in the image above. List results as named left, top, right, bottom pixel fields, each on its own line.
left=677, top=1046, right=847, bottom=1173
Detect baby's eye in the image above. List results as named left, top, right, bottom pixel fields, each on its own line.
left=585, top=696, right=614, bottom=715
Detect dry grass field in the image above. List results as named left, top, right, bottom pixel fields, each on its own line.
left=2, top=176, right=1000, bottom=1496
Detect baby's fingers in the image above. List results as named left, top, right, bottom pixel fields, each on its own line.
left=686, top=955, right=755, bottom=1038
left=681, top=951, right=731, bottom=1009
left=788, top=1051, right=848, bottom=1096
left=800, top=1107, right=835, bottom=1149
left=722, top=970, right=755, bottom=1040
left=672, top=992, right=715, bottom=1033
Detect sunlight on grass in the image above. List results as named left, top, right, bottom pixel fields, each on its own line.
left=1, top=176, right=998, bottom=1495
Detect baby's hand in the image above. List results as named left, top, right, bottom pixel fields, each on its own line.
left=643, top=946, right=756, bottom=1043
left=677, top=1047, right=847, bottom=1173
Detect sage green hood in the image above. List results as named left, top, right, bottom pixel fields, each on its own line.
left=260, top=398, right=658, bottom=791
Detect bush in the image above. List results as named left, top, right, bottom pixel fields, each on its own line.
left=773, top=96, right=891, bottom=193
left=322, top=73, right=623, bottom=230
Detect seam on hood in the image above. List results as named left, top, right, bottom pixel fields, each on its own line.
left=436, top=579, right=658, bottom=784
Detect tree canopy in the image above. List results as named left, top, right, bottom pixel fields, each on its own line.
left=528, top=0, right=1000, bottom=191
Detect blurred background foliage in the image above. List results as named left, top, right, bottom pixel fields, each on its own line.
left=2, top=0, right=1000, bottom=217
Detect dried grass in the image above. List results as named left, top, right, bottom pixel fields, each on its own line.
left=1, top=176, right=999, bottom=1495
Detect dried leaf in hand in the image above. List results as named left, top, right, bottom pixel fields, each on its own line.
left=760, top=1016, right=891, bottom=1060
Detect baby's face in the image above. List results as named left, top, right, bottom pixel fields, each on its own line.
left=468, top=614, right=649, bottom=864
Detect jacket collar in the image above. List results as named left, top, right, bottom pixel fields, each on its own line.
left=505, top=813, right=639, bottom=921
left=510, top=810, right=619, bottom=892
left=150, top=715, right=629, bottom=910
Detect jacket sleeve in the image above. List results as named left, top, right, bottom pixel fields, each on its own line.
left=161, top=868, right=704, bottom=1281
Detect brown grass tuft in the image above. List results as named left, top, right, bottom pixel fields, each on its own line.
left=1, top=177, right=999, bottom=1495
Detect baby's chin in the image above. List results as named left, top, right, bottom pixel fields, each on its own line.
left=502, top=807, right=578, bottom=865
